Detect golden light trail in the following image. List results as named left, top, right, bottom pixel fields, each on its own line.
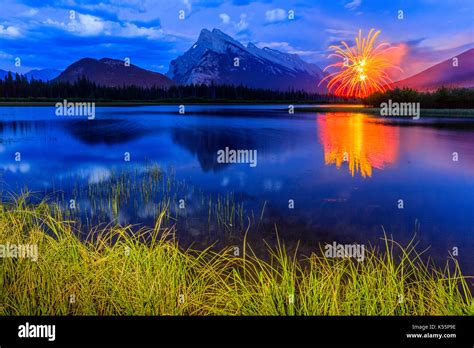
left=317, top=113, right=399, bottom=177
left=320, top=29, right=402, bottom=98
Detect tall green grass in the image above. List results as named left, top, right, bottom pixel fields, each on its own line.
left=0, top=196, right=472, bottom=315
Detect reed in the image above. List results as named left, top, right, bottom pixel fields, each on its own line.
left=0, top=196, right=472, bottom=316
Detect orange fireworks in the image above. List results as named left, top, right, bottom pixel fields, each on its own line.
left=320, top=29, right=401, bottom=98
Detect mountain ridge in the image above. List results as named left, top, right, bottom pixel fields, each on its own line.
left=1, top=31, right=472, bottom=94
left=166, top=28, right=327, bottom=93
left=392, top=48, right=474, bottom=91
left=0, top=68, right=61, bottom=81
left=54, top=58, right=175, bottom=88
left=25, top=68, right=62, bottom=81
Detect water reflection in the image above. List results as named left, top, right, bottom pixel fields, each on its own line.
left=61, top=119, right=150, bottom=145
left=0, top=106, right=473, bottom=273
left=317, top=113, right=400, bottom=177
left=0, top=120, right=50, bottom=138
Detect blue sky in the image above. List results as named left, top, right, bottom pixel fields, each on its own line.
left=0, top=0, right=472, bottom=79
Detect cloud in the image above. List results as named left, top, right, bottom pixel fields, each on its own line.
left=119, top=23, right=165, bottom=39
left=265, top=8, right=286, bottom=23
left=257, top=41, right=318, bottom=56
left=43, top=13, right=165, bottom=39
left=44, top=15, right=104, bottom=37
left=69, top=13, right=105, bottom=36
left=219, top=13, right=230, bottom=24
left=393, top=37, right=474, bottom=79
left=236, top=13, right=248, bottom=32
left=217, top=12, right=249, bottom=35
left=21, top=8, right=38, bottom=17
left=183, top=0, right=192, bottom=12
left=289, top=49, right=320, bottom=57
left=325, top=28, right=356, bottom=36
left=323, top=28, right=362, bottom=49
left=421, top=31, right=474, bottom=51
left=1, top=0, right=471, bottom=80
left=324, top=28, right=357, bottom=44
left=257, top=41, right=292, bottom=50
left=344, top=0, right=361, bottom=10
left=0, top=51, right=13, bottom=59
left=0, top=25, right=21, bottom=38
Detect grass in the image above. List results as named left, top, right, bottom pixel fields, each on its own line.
left=58, top=165, right=250, bottom=236
left=0, top=195, right=472, bottom=316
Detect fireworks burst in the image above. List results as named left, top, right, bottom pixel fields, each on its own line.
left=320, top=29, right=401, bottom=98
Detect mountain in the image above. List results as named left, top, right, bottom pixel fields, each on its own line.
left=25, top=68, right=62, bottom=81
left=54, top=58, right=175, bottom=88
left=392, top=48, right=474, bottom=91
left=166, top=28, right=326, bottom=93
left=0, top=68, right=60, bottom=81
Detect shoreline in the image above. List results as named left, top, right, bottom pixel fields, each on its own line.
left=1, top=102, right=473, bottom=117
left=0, top=100, right=349, bottom=106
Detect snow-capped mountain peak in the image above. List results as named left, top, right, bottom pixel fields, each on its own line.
left=166, top=28, right=326, bottom=92
left=196, top=29, right=245, bottom=53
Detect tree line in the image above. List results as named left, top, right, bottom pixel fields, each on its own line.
left=2, top=73, right=471, bottom=107
left=363, top=87, right=474, bottom=109
left=0, top=72, right=348, bottom=103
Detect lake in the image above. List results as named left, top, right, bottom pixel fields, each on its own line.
left=1, top=105, right=473, bottom=272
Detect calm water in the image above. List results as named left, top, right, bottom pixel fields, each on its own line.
left=1, top=105, right=473, bottom=271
